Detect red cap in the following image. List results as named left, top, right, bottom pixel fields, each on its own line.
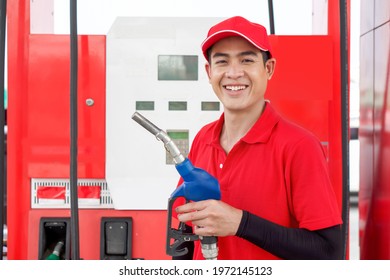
left=201, top=16, right=272, bottom=61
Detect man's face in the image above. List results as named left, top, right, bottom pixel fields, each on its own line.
left=205, top=36, right=275, bottom=114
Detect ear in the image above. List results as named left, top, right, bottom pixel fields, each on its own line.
left=205, top=62, right=211, bottom=81
left=265, top=58, right=276, bottom=80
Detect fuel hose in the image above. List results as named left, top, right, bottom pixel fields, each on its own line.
left=69, top=0, right=80, bottom=260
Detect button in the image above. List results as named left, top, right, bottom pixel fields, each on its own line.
left=219, top=163, right=223, bottom=169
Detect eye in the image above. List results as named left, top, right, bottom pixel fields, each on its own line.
left=242, top=58, right=255, bottom=64
left=214, top=59, right=227, bottom=65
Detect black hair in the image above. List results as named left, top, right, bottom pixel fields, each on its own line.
left=261, top=51, right=271, bottom=65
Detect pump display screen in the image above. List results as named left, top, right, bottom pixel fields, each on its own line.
left=158, top=55, right=198, bottom=81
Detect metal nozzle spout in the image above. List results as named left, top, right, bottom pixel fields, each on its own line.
left=132, top=111, right=185, bottom=164
left=132, top=111, right=161, bottom=136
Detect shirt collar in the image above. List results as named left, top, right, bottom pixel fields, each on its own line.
left=209, top=102, right=281, bottom=146
left=242, top=102, right=281, bottom=144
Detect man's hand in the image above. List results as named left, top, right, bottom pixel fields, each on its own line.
left=175, top=200, right=243, bottom=237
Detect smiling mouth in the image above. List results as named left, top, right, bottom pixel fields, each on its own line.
left=224, top=85, right=248, bottom=91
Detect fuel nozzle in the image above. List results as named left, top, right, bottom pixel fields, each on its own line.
left=132, top=112, right=221, bottom=260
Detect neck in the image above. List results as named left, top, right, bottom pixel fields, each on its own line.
left=220, top=101, right=266, bottom=153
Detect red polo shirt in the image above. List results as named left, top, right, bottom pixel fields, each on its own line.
left=187, top=102, right=342, bottom=260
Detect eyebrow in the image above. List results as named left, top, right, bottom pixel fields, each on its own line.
left=211, top=50, right=259, bottom=59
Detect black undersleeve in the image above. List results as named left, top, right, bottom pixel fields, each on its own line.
left=236, top=210, right=343, bottom=260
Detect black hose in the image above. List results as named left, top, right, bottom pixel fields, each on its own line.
left=339, top=0, right=350, bottom=260
left=0, top=0, right=7, bottom=261
left=268, top=0, right=275, bottom=34
left=70, top=0, right=80, bottom=260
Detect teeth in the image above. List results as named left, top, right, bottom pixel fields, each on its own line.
left=225, top=85, right=246, bottom=91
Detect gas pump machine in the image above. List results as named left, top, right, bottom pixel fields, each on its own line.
left=6, top=0, right=348, bottom=260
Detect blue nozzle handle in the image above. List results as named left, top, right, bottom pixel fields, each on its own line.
left=171, top=158, right=221, bottom=201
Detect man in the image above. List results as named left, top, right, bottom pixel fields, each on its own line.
left=175, top=16, right=342, bottom=260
